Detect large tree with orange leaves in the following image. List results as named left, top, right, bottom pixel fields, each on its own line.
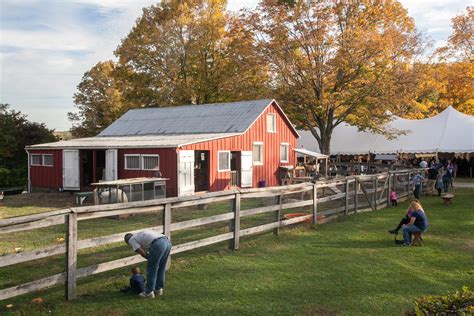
left=248, top=0, right=421, bottom=154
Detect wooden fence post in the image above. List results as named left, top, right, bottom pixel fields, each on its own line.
left=354, top=178, right=358, bottom=213
left=312, top=184, right=318, bottom=224
left=407, top=172, right=411, bottom=198
left=163, top=203, right=171, bottom=269
left=229, top=193, right=241, bottom=249
left=344, top=179, right=349, bottom=215
left=274, top=194, right=282, bottom=235
left=374, top=178, right=378, bottom=211
left=66, top=212, right=78, bottom=301
left=387, top=174, right=392, bottom=207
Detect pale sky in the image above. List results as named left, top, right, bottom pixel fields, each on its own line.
left=0, top=0, right=469, bottom=130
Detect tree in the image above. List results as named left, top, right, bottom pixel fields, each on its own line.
left=68, top=60, right=126, bottom=138
left=248, top=0, right=421, bottom=154
left=114, top=0, right=269, bottom=108
left=413, top=6, right=473, bottom=117
left=0, top=104, right=56, bottom=186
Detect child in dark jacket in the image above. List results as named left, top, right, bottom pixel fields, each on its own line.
left=121, top=267, right=146, bottom=294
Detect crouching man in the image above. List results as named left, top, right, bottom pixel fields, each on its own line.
left=124, top=230, right=172, bottom=298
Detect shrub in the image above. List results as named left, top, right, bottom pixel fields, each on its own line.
left=406, top=286, right=474, bottom=315
left=0, top=167, right=27, bottom=188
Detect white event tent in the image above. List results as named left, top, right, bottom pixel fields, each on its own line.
left=298, top=106, right=474, bottom=155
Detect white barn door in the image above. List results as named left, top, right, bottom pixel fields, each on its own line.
left=240, top=151, right=253, bottom=188
left=63, top=150, right=80, bottom=190
left=105, top=149, right=118, bottom=181
left=178, top=150, right=195, bottom=196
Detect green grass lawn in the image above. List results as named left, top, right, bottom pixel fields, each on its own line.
left=1, top=188, right=473, bottom=315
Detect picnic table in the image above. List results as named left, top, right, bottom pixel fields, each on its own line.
left=441, top=193, right=454, bottom=206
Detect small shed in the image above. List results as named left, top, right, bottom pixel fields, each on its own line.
left=27, top=99, right=299, bottom=197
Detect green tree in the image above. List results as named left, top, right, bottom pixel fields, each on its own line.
left=68, top=60, right=126, bottom=137
left=249, top=0, right=421, bottom=154
left=0, top=104, right=56, bottom=187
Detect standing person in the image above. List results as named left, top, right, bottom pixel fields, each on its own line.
left=411, top=172, right=425, bottom=199
left=447, top=160, right=454, bottom=187
left=435, top=169, right=444, bottom=196
left=442, top=167, right=451, bottom=193
left=427, top=166, right=438, bottom=195
left=124, top=230, right=172, bottom=298
left=390, top=189, right=398, bottom=207
left=419, top=159, right=428, bottom=168
left=402, top=201, right=428, bottom=246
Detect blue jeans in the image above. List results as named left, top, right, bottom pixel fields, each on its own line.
left=413, top=184, right=421, bottom=199
left=146, top=237, right=172, bottom=294
left=403, top=225, right=424, bottom=245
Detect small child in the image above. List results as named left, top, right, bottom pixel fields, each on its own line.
left=390, top=189, right=398, bottom=207
left=121, top=267, right=145, bottom=294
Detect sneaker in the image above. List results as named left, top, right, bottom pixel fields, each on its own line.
left=139, top=291, right=155, bottom=298
left=388, top=229, right=398, bottom=234
left=155, top=288, right=163, bottom=296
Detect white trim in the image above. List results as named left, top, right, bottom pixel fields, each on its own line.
left=252, top=142, right=264, bottom=165
left=30, top=154, right=42, bottom=166
left=141, top=154, right=160, bottom=171
left=26, top=149, right=31, bottom=193
left=42, top=154, right=54, bottom=167
left=124, top=154, right=141, bottom=170
left=280, top=143, right=290, bottom=163
left=267, top=113, right=277, bottom=133
left=217, top=150, right=231, bottom=172
left=242, top=99, right=300, bottom=138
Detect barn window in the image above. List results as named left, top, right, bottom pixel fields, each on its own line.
left=267, top=114, right=276, bottom=133
left=42, top=154, right=53, bottom=166
left=253, top=142, right=263, bottom=165
left=218, top=151, right=230, bottom=172
left=125, top=155, right=141, bottom=170
left=31, top=154, right=42, bottom=166
left=280, top=143, right=289, bottom=163
left=142, top=155, right=160, bottom=170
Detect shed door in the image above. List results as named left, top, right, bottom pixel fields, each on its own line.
left=241, top=151, right=253, bottom=188
left=105, top=149, right=118, bottom=181
left=63, top=150, right=80, bottom=190
left=178, top=150, right=195, bottom=196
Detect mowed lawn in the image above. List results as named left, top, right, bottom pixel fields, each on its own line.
left=1, top=188, right=473, bottom=316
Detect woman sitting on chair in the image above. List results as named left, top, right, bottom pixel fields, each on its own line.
left=388, top=199, right=421, bottom=235
left=402, top=201, right=428, bottom=246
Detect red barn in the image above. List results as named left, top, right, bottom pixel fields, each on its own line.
left=26, top=99, right=299, bottom=197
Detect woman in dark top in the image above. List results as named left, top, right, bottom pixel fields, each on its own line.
left=402, top=201, right=428, bottom=246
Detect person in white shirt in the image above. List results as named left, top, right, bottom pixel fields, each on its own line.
left=124, top=230, right=172, bottom=298
left=419, top=159, right=428, bottom=168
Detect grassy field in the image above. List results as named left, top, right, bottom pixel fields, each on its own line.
left=0, top=188, right=473, bottom=315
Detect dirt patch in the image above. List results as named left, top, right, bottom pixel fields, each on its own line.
left=301, top=305, right=336, bottom=316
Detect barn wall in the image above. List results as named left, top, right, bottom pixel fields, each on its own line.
left=118, top=148, right=178, bottom=197
left=183, top=101, right=298, bottom=192
left=29, top=149, right=62, bottom=190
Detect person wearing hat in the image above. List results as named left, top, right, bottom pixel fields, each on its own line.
left=124, top=230, right=172, bottom=298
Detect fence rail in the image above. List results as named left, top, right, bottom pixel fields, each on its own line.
left=0, top=169, right=421, bottom=301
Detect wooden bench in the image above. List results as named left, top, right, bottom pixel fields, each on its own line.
left=441, top=193, right=454, bottom=206
left=74, top=192, right=94, bottom=205
left=411, top=232, right=423, bottom=246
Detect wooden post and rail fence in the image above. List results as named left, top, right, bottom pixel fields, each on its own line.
left=0, top=169, right=421, bottom=301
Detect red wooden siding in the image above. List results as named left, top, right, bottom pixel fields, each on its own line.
left=182, top=101, right=298, bottom=192
left=29, top=149, right=62, bottom=189
left=118, top=148, right=178, bottom=197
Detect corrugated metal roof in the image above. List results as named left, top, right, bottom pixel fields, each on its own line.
left=26, top=133, right=239, bottom=149
left=98, top=99, right=273, bottom=137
